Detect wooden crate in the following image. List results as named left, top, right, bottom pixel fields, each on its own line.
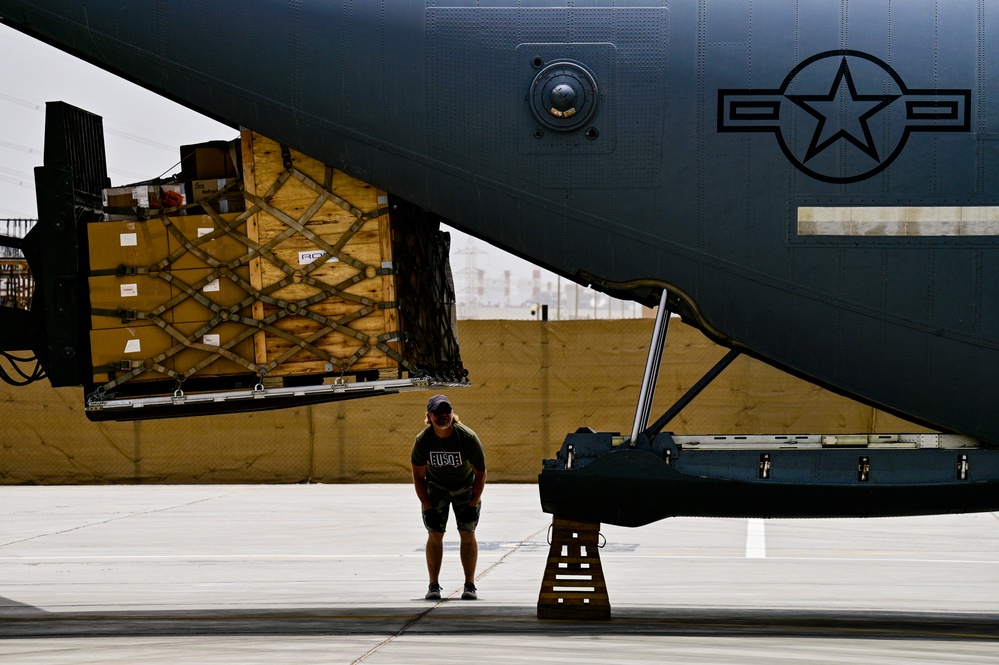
left=241, top=131, right=400, bottom=377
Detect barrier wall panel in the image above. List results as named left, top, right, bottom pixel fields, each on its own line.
left=0, top=320, right=932, bottom=484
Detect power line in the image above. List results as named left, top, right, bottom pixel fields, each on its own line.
left=104, top=127, right=177, bottom=152
left=0, top=90, right=42, bottom=110
left=0, top=139, right=41, bottom=155
left=0, top=173, right=30, bottom=188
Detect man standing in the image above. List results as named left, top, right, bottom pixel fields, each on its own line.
left=411, top=394, right=487, bottom=600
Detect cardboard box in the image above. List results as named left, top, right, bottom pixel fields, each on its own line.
left=164, top=213, right=249, bottom=270
left=180, top=140, right=240, bottom=180
left=186, top=178, right=246, bottom=214
left=168, top=267, right=252, bottom=324
left=102, top=183, right=186, bottom=221
left=87, top=219, right=170, bottom=271
left=91, top=320, right=255, bottom=382
left=89, top=274, right=174, bottom=330
left=170, top=321, right=256, bottom=377
left=103, top=184, right=160, bottom=210
left=89, top=325, right=178, bottom=382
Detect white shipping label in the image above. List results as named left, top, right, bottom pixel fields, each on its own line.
left=119, top=283, right=138, bottom=298
left=298, top=250, right=338, bottom=265
left=202, top=334, right=221, bottom=346
left=119, top=232, right=138, bottom=247
left=131, top=187, right=150, bottom=208
left=197, top=227, right=214, bottom=237
left=123, top=339, right=142, bottom=353
left=202, top=279, right=221, bottom=293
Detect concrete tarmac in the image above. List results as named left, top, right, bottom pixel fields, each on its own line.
left=2, top=484, right=999, bottom=664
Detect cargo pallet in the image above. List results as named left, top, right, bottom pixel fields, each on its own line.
left=28, top=103, right=465, bottom=419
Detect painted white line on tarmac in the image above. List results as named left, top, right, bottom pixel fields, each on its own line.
left=603, top=555, right=999, bottom=565
left=746, top=518, right=766, bottom=558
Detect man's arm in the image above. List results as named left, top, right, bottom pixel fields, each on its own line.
left=412, top=464, right=432, bottom=510
left=469, top=466, right=487, bottom=507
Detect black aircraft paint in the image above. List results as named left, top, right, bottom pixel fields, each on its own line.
left=2, top=1, right=999, bottom=521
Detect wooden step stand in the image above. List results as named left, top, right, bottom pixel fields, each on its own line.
left=537, top=516, right=611, bottom=620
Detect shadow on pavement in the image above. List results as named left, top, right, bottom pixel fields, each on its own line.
left=3, top=601, right=998, bottom=642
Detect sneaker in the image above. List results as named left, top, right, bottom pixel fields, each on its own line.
left=425, top=583, right=442, bottom=600
left=461, top=582, right=477, bottom=600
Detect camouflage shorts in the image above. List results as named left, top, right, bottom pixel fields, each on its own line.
left=422, top=480, right=481, bottom=533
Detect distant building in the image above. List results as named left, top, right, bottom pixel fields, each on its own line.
left=0, top=219, right=35, bottom=310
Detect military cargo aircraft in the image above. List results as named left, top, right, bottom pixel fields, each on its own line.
left=1, top=0, right=999, bottom=524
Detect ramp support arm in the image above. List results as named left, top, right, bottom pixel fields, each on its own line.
left=629, top=288, right=671, bottom=446
left=645, top=348, right=741, bottom=439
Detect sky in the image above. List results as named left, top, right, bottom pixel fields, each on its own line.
left=0, top=23, right=636, bottom=319
left=0, top=25, right=233, bottom=216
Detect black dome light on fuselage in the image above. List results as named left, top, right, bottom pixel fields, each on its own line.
left=530, top=61, right=599, bottom=131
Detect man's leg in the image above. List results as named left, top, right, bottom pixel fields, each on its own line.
left=426, top=530, right=444, bottom=583
left=454, top=489, right=481, bottom=591
left=422, top=483, right=448, bottom=586
left=458, top=530, right=477, bottom=584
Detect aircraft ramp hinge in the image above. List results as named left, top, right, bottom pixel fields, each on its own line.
left=759, top=453, right=771, bottom=479
left=958, top=454, right=969, bottom=481
left=858, top=456, right=871, bottom=482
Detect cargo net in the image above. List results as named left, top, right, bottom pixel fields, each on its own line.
left=391, top=198, right=466, bottom=382
left=86, top=132, right=465, bottom=401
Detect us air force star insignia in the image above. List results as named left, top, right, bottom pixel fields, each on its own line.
left=718, top=50, right=971, bottom=184
left=786, top=57, right=899, bottom=164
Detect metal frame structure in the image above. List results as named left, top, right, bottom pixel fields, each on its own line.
left=628, top=288, right=742, bottom=446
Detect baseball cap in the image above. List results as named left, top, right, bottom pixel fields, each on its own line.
left=427, top=394, right=451, bottom=413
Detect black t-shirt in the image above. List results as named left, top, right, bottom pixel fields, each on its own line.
left=411, top=422, right=485, bottom=489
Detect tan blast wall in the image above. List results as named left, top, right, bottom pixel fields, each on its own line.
left=0, top=319, right=929, bottom=484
